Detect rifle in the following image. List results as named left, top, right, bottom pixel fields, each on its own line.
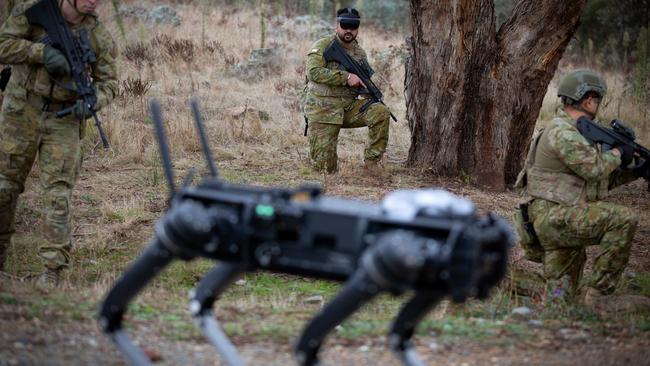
left=576, top=116, right=650, bottom=187
left=323, top=40, right=397, bottom=122
left=0, top=66, right=10, bottom=92
left=25, top=0, right=109, bottom=148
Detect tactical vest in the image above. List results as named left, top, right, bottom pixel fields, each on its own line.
left=515, top=117, right=608, bottom=205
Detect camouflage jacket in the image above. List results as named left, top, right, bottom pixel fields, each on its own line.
left=305, top=34, right=369, bottom=99
left=0, top=0, right=117, bottom=109
left=1, top=0, right=18, bottom=26
left=523, top=110, right=622, bottom=205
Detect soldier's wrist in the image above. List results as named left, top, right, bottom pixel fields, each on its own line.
left=29, top=42, right=46, bottom=64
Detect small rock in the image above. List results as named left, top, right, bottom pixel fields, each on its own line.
left=510, top=306, right=533, bottom=321
left=528, top=319, right=543, bottom=327
left=558, top=328, right=590, bottom=341
left=87, top=338, right=98, bottom=348
left=235, top=279, right=247, bottom=286
left=118, top=5, right=181, bottom=27
left=428, top=341, right=440, bottom=352
left=303, top=295, right=324, bottom=305
left=231, top=48, right=283, bottom=81
left=146, top=5, right=181, bottom=27
left=143, top=348, right=163, bottom=362
left=358, top=345, right=370, bottom=352
left=13, top=341, right=25, bottom=349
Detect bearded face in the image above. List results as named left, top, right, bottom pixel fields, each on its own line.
left=335, top=23, right=359, bottom=44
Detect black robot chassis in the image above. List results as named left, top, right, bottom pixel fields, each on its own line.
left=99, top=98, right=513, bottom=366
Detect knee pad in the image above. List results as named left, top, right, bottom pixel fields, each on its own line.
left=50, top=195, right=70, bottom=218
left=368, top=104, right=390, bottom=124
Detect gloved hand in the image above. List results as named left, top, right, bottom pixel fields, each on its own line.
left=72, top=100, right=93, bottom=120
left=616, top=144, right=635, bottom=168
left=633, top=158, right=650, bottom=179
left=43, top=46, right=71, bottom=78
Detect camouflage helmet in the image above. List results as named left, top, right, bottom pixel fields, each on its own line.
left=557, top=69, right=607, bottom=103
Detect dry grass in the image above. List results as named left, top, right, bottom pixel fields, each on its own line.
left=61, top=0, right=649, bottom=296
left=93, top=1, right=410, bottom=173
left=1, top=3, right=649, bottom=364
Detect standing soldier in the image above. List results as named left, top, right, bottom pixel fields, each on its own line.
left=513, top=69, right=650, bottom=313
left=304, top=8, right=390, bottom=175
left=0, top=0, right=16, bottom=106
left=0, top=0, right=118, bottom=284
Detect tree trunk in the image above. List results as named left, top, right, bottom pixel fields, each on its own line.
left=406, top=0, right=587, bottom=190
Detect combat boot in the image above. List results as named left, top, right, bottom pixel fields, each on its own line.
left=584, top=287, right=650, bottom=315
left=37, top=267, right=63, bottom=287
left=363, top=160, right=388, bottom=178
left=0, top=237, right=10, bottom=272
left=0, top=247, right=6, bottom=272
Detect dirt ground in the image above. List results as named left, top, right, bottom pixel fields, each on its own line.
left=2, top=310, right=650, bottom=366
left=1, top=156, right=649, bottom=366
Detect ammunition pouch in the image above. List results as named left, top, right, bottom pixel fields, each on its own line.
left=512, top=202, right=543, bottom=263
left=527, top=166, right=586, bottom=205
left=306, top=81, right=356, bottom=98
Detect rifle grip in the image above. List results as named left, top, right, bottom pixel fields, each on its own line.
left=55, top=105, right=74, bottom=118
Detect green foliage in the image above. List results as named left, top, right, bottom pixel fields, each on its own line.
left=577, top=0, right=649, bottom=53
left=635, top=273, right=650, bottom=298
left=419, top=316, right=530, bottom=342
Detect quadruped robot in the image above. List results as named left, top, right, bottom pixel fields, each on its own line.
left=99, top=99, right=513, bottom=366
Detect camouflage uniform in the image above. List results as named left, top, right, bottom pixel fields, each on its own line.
left=304, top=34, right=390, bottom=173
left=0, top=1, right=118, bottom=270
left=518, top=109, right=638, bottom=298
left=0, top=0, right=16, bottom=107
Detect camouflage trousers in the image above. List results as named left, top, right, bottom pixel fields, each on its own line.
left=0, top=93, right=83, bottom=270
left=306, top=97, right=390, bottom=173
left=529, top=199, right=638, bottom=298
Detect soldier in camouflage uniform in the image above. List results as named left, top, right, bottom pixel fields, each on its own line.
left=514, top=69, right=649, bottom=312
left=304, top=8, right=390, bottom=174
left=0, top=0, right=118, bottom=284
left=0, top=0, right=17, bottom=106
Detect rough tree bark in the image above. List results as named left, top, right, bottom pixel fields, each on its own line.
left=405, top=0, right=587, bottom=190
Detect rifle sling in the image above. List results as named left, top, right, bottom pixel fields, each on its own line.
left=519, top=202, right=540, bottom=245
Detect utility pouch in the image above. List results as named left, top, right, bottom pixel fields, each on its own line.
left=512, top=202, right=543, bottom=263
left=0, top=67, right=11, bottom=92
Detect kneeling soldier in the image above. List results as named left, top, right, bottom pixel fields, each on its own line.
left=303, top=8, right=390, bottom=175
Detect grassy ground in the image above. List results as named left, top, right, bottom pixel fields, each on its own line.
left=1, top=1, right=649, bottom=365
